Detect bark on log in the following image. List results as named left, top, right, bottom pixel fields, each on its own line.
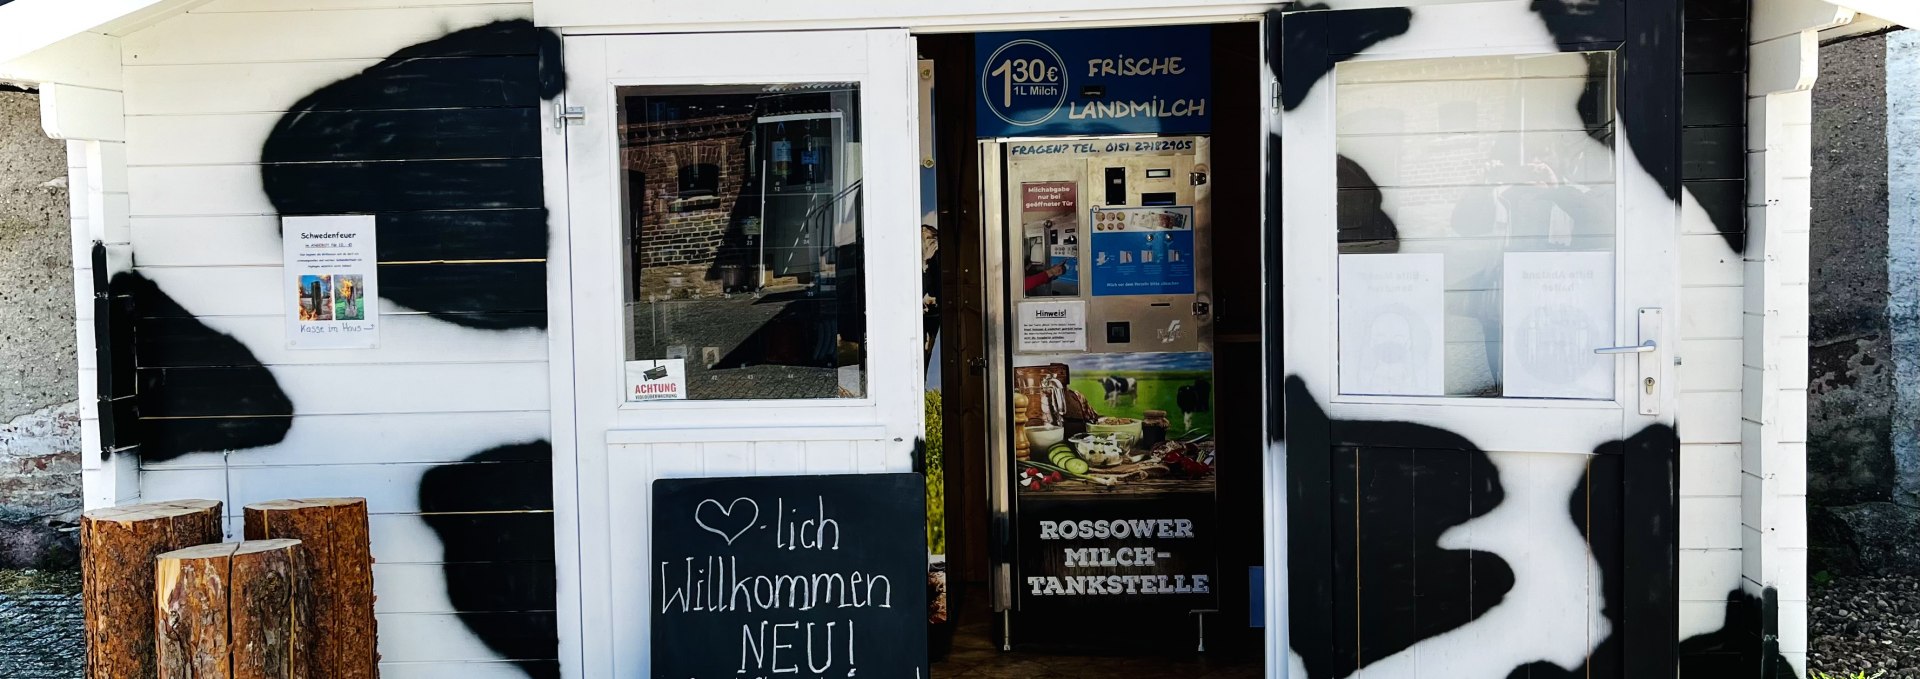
left=155, top=540, right=311, bottom=679
left=82, top=499, right=223, bottom=679
left=243, top=498, right=376, bottom=678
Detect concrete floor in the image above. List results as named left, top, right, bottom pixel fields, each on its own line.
left=931, top=588, right=1263, bottom=679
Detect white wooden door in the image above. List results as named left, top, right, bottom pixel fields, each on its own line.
left=559, top=30, right=922, bottom=678
left=1272, top=2, right=1683, bottom=677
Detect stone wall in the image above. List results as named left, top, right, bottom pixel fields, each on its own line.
left=0, top=88, right=80, bottom=570
left=1808, top=31, right=1920, bottom=577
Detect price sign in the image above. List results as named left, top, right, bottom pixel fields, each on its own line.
left=975, top=26, right=1211, bottom=138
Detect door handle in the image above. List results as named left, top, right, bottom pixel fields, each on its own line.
left=1593, top=340, right=1656, bottom=355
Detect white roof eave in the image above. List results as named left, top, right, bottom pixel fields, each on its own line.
left=0, top=0, right=204, bottom=69
left=1828, top=0, right=1915, bottom=29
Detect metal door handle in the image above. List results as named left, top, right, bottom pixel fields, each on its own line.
left=1594, top=340, right=1657, bottom=355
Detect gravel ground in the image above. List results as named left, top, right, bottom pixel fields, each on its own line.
left=1811, top=574, right=1920, bottom=678
left=0, top=569, right=82, bottom=679
left=0, top=568, right=1913, bottom=679
left=0, top=571, right=82, bottom=675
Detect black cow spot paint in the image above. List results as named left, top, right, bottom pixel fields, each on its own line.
left=421, top=441, right=559, bottom=679
left=1535, top=0, right=1751, bottom=255
left=1273, top=5, right=1412, bottom=112
left=1528, top=0, right=1625, bottom=47
left=111, top=272, right=293, bottom=461
left=1531, top=0, right=1681, bottom=202
left=1285, top=377, right=1516, bottom=679
left=1677, top=589, right=1798, bottom=678
left=1291, top=372, right=1688, bottom=678
left=260, top=19, right=562, bottom=330
left=1335, top=154, right=1399, bottom=251
left=1498, top=440, right=1630, bottom=679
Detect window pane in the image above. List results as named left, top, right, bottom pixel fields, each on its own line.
left=1333, top=53, right=1617, bottom=399
left=619, top=84, right=866, bottom=401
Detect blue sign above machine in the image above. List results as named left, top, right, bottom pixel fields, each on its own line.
left=975, top=26, right=1212, bottom=138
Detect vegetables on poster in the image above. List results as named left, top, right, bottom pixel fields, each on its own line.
left=1011, top=352, right=1213, bottom=493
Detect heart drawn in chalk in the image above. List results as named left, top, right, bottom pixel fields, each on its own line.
left=694, top=497, right=759, bottom=546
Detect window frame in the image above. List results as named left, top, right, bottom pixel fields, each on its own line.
left=567, top=31, right=923, bottom=433
left=1321, top=47, right=1636, bottom=409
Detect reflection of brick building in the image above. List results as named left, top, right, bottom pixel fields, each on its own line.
left=624, top=112, right=753, bottom=272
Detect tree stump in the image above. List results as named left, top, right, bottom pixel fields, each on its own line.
left=81, top=499, right=223, bottom=679
left=155, top=540, right=312, bottom=679
left=243, top=498, right=376, bottom=678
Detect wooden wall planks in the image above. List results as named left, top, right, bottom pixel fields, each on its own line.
left=115, top=3, right=560, bottom=674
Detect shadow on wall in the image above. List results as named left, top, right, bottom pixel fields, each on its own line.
left=1807, top=30, right=1920, bottom=578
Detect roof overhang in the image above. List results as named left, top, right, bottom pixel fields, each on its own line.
left=0, top=0, right=1908, bottom=86
left=0, top=0, right=206, bottom=74
left=1827, top=0, right=1916, bottom=31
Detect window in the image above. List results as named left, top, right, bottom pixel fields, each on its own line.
left=619, top=83, right=866, bottom=400
left=1332, top=52, right=1618, bottom=399
left=678, top=163, right=721, bottom=199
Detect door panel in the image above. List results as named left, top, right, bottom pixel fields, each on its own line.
left=1271, top=2, right=1680, bottom=677
left=561, top=30, right=922, bottom=679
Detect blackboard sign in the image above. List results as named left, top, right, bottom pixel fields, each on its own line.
left=652, top=474, right=929, bottom=679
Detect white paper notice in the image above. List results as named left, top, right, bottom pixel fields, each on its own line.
left=1502, top=251, right=1614, bottom=399
left=283, top=215, right=379, bottom=349
left=1017, top=300, right=1088, bottom=352
left=625, top=359, right=688, bottom=402
left=1338, top=253, right=1445, bottom=396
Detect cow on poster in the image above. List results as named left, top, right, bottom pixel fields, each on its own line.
left=1502, top=251, right=1614, bottom=399
left=283, top=215, right=379, bottom=349
left=1338, top=253, right=1444, bottom=396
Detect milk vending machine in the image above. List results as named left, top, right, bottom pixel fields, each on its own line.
left=982, top=134, right=1219, bottom=647
left=974, top=23, right=1219, bottom=650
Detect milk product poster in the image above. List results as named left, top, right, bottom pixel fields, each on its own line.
left=1502, top=251, right=1614, bottom=399
left=283, top=215, right=378, bottom=349
left=1338, top=253, right=1444, bottom=396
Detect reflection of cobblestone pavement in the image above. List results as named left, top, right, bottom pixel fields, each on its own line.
left=0, top=592, right=83, bottom=678
left=632, top=289, right=854, bottom=399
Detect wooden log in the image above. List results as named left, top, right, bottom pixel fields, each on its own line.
left=82, top=499, right=223, bottom=679
left=155, top=540, right=311, bottom=679
left=243, top=498, right=376, bottom=678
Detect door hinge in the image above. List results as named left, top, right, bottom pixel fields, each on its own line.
left=554, top=101, right=586, bottom=130
left=1270, top=77, right=1280, bottom=110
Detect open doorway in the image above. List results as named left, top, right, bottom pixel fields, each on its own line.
left=917, top=22, right=1266, bottom=677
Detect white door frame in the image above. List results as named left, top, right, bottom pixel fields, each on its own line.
left=554, top=29, right=923, bottom=679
